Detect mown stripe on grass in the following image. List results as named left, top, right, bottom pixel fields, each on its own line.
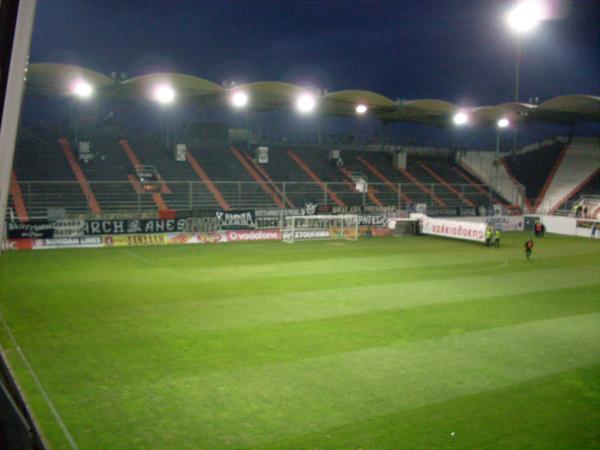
left=31, top=285, right=600, bottom=386
left=53, top=313, right=600, bottom=450
left=254, top=364, right=600, bottom=450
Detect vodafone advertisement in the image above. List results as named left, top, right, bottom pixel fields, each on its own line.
left=421, top=217, right=486, bottom=243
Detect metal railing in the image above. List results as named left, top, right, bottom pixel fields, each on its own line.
left=9, top=180, right=499, bottom=217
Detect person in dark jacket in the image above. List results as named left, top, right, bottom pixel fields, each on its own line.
left=524, top=239, right=534, bottom=260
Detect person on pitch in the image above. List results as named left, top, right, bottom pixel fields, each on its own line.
left=485, top=226, right=493, bottom=247
left=494, top=228, right=501, bottom=248
left=524, top=238, right=534, bottom=260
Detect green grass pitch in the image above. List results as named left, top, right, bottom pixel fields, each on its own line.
left=0, top=232, right=599, bottom=450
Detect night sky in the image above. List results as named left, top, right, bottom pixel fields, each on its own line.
left=31, top=0, right=600, bottom=108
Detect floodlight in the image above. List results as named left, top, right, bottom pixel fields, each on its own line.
left=231, top=91, right=249, bottom=108
left=453, top=111, right=469, bottom=126
left=296, top=94, right=316, bottom=113
left=153, top=84, right=175, bottom=104
left=72, top=80, right=93, bottom=98
left=355, top=104, right=368, bottom=115
left=506, top=1, right=544, bottom=34
left=497, top=118, right=510, bottom=128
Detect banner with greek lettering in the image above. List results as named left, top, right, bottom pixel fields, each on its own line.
left=215, top=210, right=256, bottom=230
left=6, top=221, right=54, bottom=239
left=84, top=219, right=188, bottom=235
left=420, top=217, right=486, bottom=242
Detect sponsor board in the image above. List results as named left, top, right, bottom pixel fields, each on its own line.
left=225, top=229, right=281, bottom=241
left=282, top=229, right=331, bottom=240
left=421, top=217, right=486, bottom=242
left=197, top=232, right=228, bottom=244
left=103, top=234, right=168, bottom=247
left=35, top=237, right=103, bottom=249
left=3, top=239, right=34, bottom=250
left=447, top=216, right=524, bottom=232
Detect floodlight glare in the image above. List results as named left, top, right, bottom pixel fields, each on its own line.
left=153, top=84, right=176, bottom=104
left=72, top=80, right=93, bottom=98
left=296, top=94, right=316, bottom=113
left=453, top=111, right=469, bottom=126
left=355, top=104, right=368, bottom=115
left=497, top=118, right=510, bottom=128
left=506, top=1, right=544, bottom=34
left=231, top=91, right=249, bottom=108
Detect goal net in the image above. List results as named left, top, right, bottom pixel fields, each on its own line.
left=388, top=218, right=420, bottom=236
left=282, top=214, right=359, bottom=243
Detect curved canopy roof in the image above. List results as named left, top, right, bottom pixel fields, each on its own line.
left=25, top=63, right=116, bottom=96
left=119, top=73, right=223, bottom=104
left=323, top=90, right=397, bottom=116
left=23, top=63, right=600, bottom=126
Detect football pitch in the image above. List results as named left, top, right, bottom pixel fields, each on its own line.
left=0, top=232, right=599, bottom=450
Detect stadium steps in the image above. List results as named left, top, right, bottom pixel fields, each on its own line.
left=451, top=165, right=510, bottom=208
left=240, top=150, right=295, bottom=208
left=9, top=171, right=29, bottom=220
left=285, top=147, right=364, bottom=207
left=185, top=152, right=231, bottom=211
left=58, top=138, right=102, bottom=214
left=121, top=136, right=220, bottom=211
left=287, top=149, right=346, bottom=208
left=457, top=151, right=527, bottom=211
left=532, top=144, right=568, bottom=211
left=186, top=142, right=276, bottom=210
left=356, top=152, right=433, bottom=206
left=257, top=145, right=324, bottom=207
left=230, top=147, right=285, bottom=208
left=82, top=138, right=156, bottom=213
left=542, top=139, right=600, bottom=213
left=504, top=142, right=565, bottom=208
left=396, top=164, right=447, bottom=208
left=356, top=155, right=412, bottom=205
left=118, top=139, right=169, bottom=211
left=339, top=166, right=384, bottom=207
left=417, top=161, right=475, bottom=207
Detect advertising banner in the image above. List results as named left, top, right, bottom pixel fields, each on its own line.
left=282, top=229, right=331, bottom=241
left=35, top=237, right=103, bottom=249
left=6, top=221, right=55, bottom=239
left=448, top=216, right=524, bottom=232
left=215, top=210, right=256, bottom=230
left=225, top=229, right=281, bottom=242
left=3, top=239, right=34, bottom=250
left=84, top=219, right=187, bottom=235
left=103, top=234, right=168, bottom=247
left=421, top=217, right=486, bottom=242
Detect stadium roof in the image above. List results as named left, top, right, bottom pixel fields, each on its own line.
left=24, top=63, right=600, bottom=126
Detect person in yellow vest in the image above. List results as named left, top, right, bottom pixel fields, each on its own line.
left=485, top=227, right=493, bottom=247
left=494, top=229, right=501, bottom=248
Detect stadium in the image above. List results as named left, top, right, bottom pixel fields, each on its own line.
left=0, top=1, right=599, bottom=449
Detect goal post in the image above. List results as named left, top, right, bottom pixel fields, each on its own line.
left=282, top=214, right=359, bottom=243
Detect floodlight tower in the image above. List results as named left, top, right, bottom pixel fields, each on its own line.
left=506, top=1, right=543, bottom=154
left=506, top=0, right=543, bottom=103
left=71, top=79, right=94, bottom=144
left=495, top=117, right=510, bottom=160
left=229, top=90, right=250, bottom=151
left=152, top=84, right=175, bottom=148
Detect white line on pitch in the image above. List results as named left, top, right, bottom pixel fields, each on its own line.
left=0, top=307, right=79, bottom=450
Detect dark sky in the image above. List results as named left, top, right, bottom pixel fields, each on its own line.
left=31, top=0, right=599, bottom=107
